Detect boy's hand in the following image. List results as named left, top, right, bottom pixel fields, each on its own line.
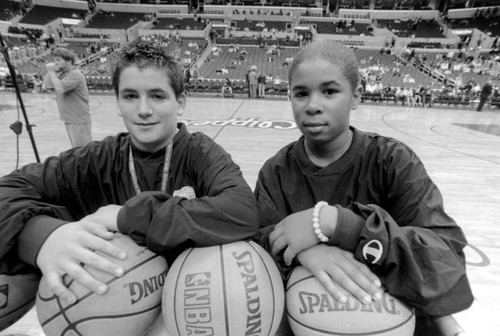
left=270, top=205, right=338, bottom=266
left=36, top=221, right=127, bottom=305
left=270, top=208, right=318, bottom=266
left=297, top=244, right=383, bottom=305
left=82, top=204, right=122, bottom=231
left=45, top=62, right=57, bottom=72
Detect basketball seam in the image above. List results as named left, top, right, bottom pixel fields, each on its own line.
left=220, top=244, right=230, bottom=336
left=248, top=241, right=278, bottom=336
left=59, top=303, right=161, bottom=336
left=39, top=254, right=164, bottom=327
left=287, top=310, right=415, bottom=336
left=172, top=248, right=192, bottom=336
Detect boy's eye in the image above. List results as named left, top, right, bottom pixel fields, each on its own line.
left=293, top=91, right=308, bottom=98
left=324, top=88, right=338, bottom=95
left=152, top=94, right=166, bottom=100
left=122, top=93, right=137, bottom=100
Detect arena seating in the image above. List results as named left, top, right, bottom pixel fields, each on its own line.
left=19, top=5, right=88, bottom=25
left=0, top=0, right=498, bottom=109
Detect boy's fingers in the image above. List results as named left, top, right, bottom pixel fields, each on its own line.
left=79, top=248, right=124, bottom=278
left=45, top=271, right=77, bottom=305
left=269, top=223, right=282, bottom=245
left=271, top=235, right=286, bottom=256
left=283, top=247, right=297, bottom=266
left=83, top=233, right=126, bottom=261
left=325, top=266, right=373, bottom=304
left=65, top=263, right=108, bottom=296
left=315, top=271, right=348, bottom=304
left=81, top=221, right=115, bottom=240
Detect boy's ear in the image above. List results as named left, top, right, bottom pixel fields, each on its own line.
left=350, top=84, right=363, bottom=110
left=176, top=93, right=186, bottom=116
left=116, top=98, right=122, bottom=117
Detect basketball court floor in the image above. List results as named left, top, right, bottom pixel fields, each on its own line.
left=0, top=91, right=499, bottom=335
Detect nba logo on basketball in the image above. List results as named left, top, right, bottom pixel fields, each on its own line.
left=183, top=272, right=214, bottom=333
left=185, top=272, right=211, bottom=287
left=0, top=284, right=8, bottom=309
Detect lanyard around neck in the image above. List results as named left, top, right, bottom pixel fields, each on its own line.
left=128, top=143, right=172, bottom=195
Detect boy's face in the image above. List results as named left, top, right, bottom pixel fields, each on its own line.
left=54, top=56, right=70, bottom=72
left=289, top=59, right=361, bottom=149
left=117, top=65, right=185, bottom=153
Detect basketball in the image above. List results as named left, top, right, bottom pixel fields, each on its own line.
left=0, top=272, right=41, bottom=331
left=162, top=240, right=284, bottom=336
left=36, top=233, right=168, bottom=336
left=286, top=266, right=415, bottom=336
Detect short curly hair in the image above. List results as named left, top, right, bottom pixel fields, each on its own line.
left=112, top=40, right=185, bottom=98
left=52, top=47, right=76, bottom=65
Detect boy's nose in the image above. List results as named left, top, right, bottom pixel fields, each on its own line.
left=306, top=94, right=322, bottom=114
left=138, top=98, right=153, bottom=115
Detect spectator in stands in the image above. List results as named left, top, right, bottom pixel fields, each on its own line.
left=45, top=47, right=91, bottom=148
left=191, top=64, right=200, bottom=80
left=402, top=87, right=413, bottom=106
left=477, top=78, right=493, bottom=111
left=221, top=77, right=233, bottom=98
left=395, top=87, right=404, bottom=105
left=248, top=68, right=258, bottom=98
left=257, top=71, right=266, bottom=99
left=183, top=66, right=191, bottom=84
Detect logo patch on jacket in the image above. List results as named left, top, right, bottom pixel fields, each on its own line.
left=173, top=186, right=196, bottom=199
left=362, top=239, right=383, bottom=264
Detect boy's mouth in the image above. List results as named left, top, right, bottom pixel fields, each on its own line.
left=304, top=122, right=326, bottom=132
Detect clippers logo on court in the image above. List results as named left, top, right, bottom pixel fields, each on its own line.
left=183, top=272, right=214, bottom=335
left=126, top=268, right=167, bottom=305
left=362, top=239, right=383, bottom=264
left=181, top=118, right=297, bottom=130
left=232, top=250, right=262, bottom=336
left=0, top=284, right=8, bottom=309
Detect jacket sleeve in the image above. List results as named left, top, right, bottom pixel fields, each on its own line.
left=117, top=136, right=259, bottom=256
left=332, top=202, right=473, bottom=316
left=0, top=159, right=75, bottom=270
left=330, top=144, right=473, bottom=316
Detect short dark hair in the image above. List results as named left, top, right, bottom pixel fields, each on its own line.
left=52, top=47, right=76, bottom=65
left=112, top=40, right=185, bottom=98
left=288, top=40, right=359, bottom=92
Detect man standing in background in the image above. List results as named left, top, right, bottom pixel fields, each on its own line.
left=45, top=47, right=92, bottom=147
left=476, top=78, right=493, bottom=112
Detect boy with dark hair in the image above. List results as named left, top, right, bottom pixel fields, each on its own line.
left=0, top=40, right=258, bottom=331
left=254, top=40, right=473, bottom=335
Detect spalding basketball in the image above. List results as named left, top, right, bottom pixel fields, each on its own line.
left=162, top=241, right=284, bottom=336
left=0, top=272, right=41, bottom=331
left=36, top=233, right=168, bottom=336
left=286, top=266, right=415, bottom=336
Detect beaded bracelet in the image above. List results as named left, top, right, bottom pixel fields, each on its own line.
left=312, top=201, right=329, bottom=243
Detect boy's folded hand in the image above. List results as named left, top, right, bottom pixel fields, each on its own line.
left=297, top=244, right=383, bottom=305
left=269, top=208, right=318, bottom=266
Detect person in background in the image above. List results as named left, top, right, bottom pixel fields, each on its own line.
left=476, top=78, right=493, bottom=111
left=45, top=47, right=91, bottom=148
left=257, top=71, right=266, bottom=98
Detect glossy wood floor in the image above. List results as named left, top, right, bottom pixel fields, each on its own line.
left=1, top=91, right=499, bottom=335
